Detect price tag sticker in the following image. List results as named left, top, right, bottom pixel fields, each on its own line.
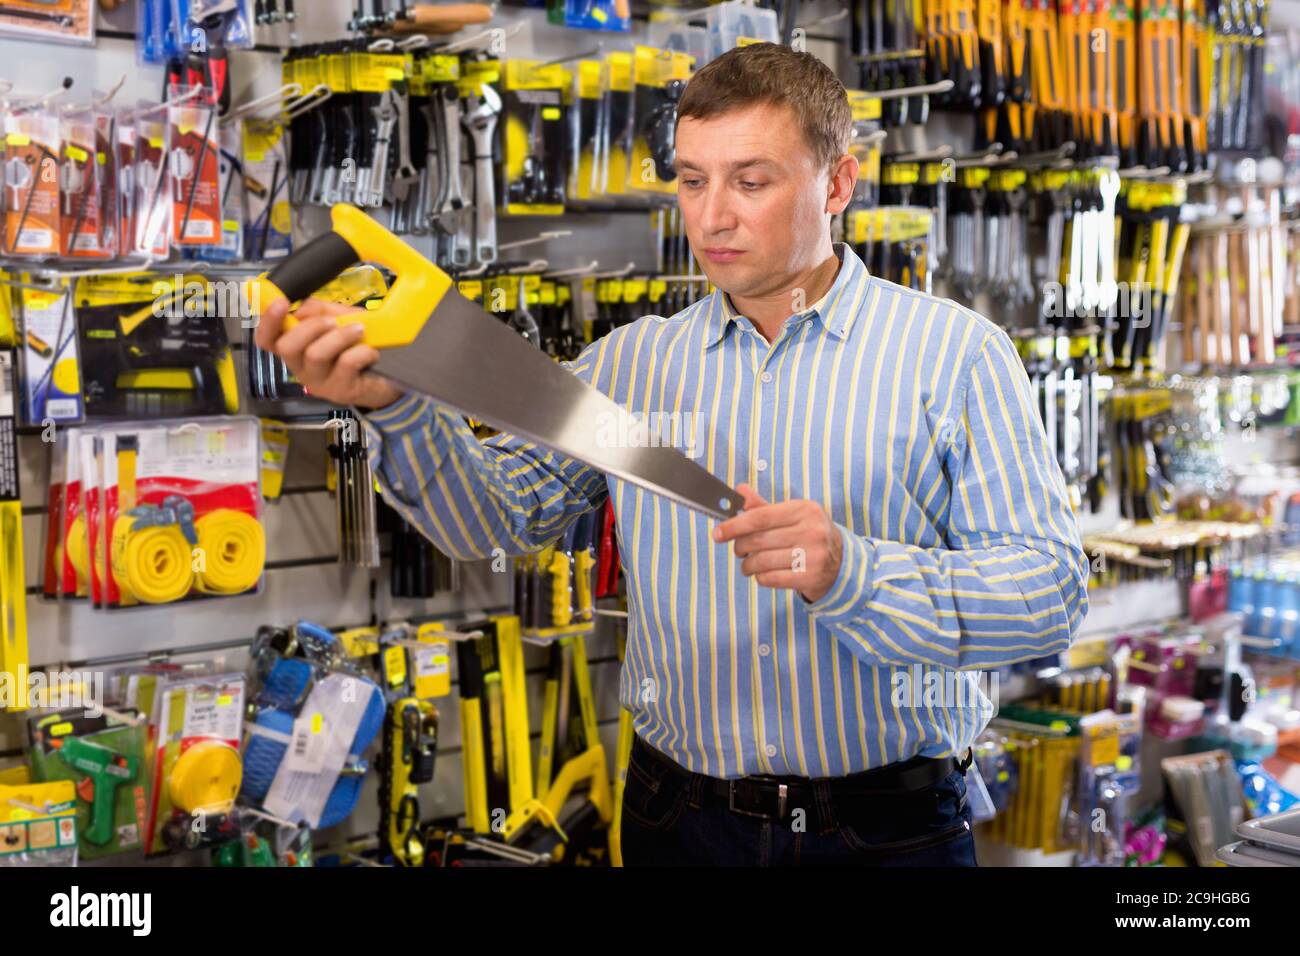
left=285, top=711, right=328, bottom=774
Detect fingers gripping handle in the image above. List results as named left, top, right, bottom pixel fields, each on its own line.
left=250, top=203, right=454, bottom=350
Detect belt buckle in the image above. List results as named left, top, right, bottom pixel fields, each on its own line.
left=728, top=780, right=789, bottom=820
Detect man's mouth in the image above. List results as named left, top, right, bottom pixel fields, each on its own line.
left=703, top=248, right=744, bottom=263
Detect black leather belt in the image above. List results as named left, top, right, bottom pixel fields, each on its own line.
left=632, top=736, right=972, bottom=821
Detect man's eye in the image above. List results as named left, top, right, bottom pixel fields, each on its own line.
left=740, top=181, right=763, bottom=190
left=681, top=178, right=703, bottom=188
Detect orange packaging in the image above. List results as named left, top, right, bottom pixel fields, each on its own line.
left=168, top=88, right=220, bottom=247
left=3, top=103, right=61, bottom=257
left=59, top=108, right=110, bottom=259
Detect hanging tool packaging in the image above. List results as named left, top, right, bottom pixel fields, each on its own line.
left=1, top=0, right=1300, bottom=880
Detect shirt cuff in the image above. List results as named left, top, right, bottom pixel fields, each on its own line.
left=355, top=392, right=460, bottom=508
left=804, top=523, right=875, bottom=626
left=358, top=391, right=428, bottom=432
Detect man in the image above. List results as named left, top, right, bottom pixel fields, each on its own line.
left=255, top=43, right=1088, bottom=866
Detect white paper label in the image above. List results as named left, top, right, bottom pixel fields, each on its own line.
left=263, top=674, right=375, bottom=827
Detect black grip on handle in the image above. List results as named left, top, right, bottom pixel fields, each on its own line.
left=265, top=232, right=361, bottom=303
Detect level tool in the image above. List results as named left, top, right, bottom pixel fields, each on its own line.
left=250, top=204, right=743, bottom=520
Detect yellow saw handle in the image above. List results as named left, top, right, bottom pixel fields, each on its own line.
left=248, top=204, right=453, bottom=351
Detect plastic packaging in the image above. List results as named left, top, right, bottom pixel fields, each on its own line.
left=3, top=100, right=62, bottom=258
left=70, top=417, right=264, bottom=609
left=114, top=108, right=137, bottom=259
left=241, top=118, right=291, bottom=259
left=647, top=18, right=708, bottom=64
left=75, top=272, right=239, bottom=419
left=186, top=121, right=244, bottom=262
left=16, top=279, right=81, bottom=426
left=627, top=46, right=691, bottom=195
left=28, top=709, right=149, bottom=860
left=0, top=781, right=78, bottom=866
left=706, top=1, right=778, bottom=63
left=142, top=673, right=246, bottom=855
left=549, top=0, right=630, bottom=33
left=58, top=103, right=116, bottom=259
left=242, top=622, right=385, bottom=830
left=168, top=84, right=221, bottom=246
left=133, top=101, right=171, bottom=257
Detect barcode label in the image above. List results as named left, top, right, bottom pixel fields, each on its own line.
left=16, top=228, right=52, bottom=250
left=0, top=350, right=16, bottom=500
left=414, top=644, right=449, bottom=677
left=0, top=353, right=12, bottom=419
left=183, top=219, right=214, bottom=239
left=46, top=398, right=79, bottom=419
left=284, top=711, right=328, bottom=774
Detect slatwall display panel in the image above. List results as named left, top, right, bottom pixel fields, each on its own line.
left=0, top=1, right=900, bottom=858
left=331, top=638, right=626, bottom=843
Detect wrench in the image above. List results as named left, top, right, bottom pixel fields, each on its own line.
left=463, top=82, right=502, bottom=267
left=436, top=84, right=468, bottom=221
left=361, top=89, right=397, bottom=208
left=451, top=164, right=474, bottom=268
left=418, top=98, right=441, bottom=233
left=390, top=80, right=420, bottom=205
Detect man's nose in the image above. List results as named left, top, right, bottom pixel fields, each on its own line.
left=697, top=183, right=736, bottom=235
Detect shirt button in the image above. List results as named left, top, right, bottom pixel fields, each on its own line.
left=760, top=371, right=773, bottom=384
left=765, top=744, right=777, bottom=758
left=755, top=459, right=768, bottom=472
left=758, top=643, right=770, bottom=657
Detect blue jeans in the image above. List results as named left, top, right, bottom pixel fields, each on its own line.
left=620, top=737, right=978, bottom=867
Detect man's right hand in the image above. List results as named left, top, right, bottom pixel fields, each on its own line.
left=254, top=296, right=405, bottom=411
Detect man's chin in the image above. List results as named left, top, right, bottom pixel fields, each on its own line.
left=699, top=262, right=752, bottom=296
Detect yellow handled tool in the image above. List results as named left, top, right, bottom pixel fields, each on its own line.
left=0, top=504, right=28, bottom=712
left=248, top=204, right=743, bottom=520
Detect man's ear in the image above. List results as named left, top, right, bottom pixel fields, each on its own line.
left=825, top=153, right=859, bottom=215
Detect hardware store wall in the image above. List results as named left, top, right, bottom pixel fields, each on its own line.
left=8, top=0, right=1274, bottom=859
left=0, top=2, right=847, bottom=856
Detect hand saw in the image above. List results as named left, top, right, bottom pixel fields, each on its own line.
left=250, top=204, right=744, bottom=521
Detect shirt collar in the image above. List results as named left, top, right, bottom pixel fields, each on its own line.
left=704, top=242, right=868, bottom=349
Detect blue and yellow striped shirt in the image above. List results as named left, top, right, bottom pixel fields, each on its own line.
left=360, top=242, right=1088, bottom=780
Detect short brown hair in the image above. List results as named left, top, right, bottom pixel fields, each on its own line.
left=676, top=43, right=852, bottom=171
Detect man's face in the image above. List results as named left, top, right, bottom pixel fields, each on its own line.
left=674, top=101, right=837, bottom=300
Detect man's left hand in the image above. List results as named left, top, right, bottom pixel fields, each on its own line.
left=713, top=484, right=843, bottom=603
